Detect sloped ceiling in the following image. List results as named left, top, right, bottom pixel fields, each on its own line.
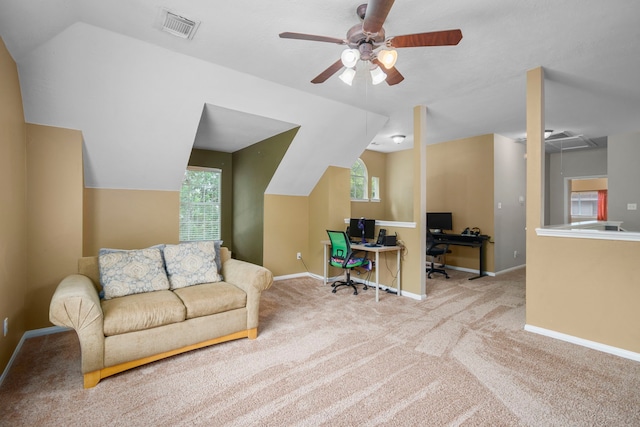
left=194, top=104, right=297, bottom=153
left=1, top=0, right=640, bottom=194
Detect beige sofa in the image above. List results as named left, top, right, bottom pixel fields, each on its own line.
left=49, top=245, right=273, bottom=388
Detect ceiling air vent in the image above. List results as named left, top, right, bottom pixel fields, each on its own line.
left=161, top=10, right=200, bottom=40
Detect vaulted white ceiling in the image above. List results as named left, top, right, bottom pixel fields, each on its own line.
left=1, top=0, right=640, bottom=194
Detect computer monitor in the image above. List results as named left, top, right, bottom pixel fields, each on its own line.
left=426, top=212, right=453, bottom=232
left=348, top=218, right=376, bottom=242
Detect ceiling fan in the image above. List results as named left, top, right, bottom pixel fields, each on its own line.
left=279, top=0, right=463, bottom=86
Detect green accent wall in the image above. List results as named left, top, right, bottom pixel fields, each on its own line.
left=233, top=127, right=298, bottom=265
left=188, top=127, right=298, bottom=264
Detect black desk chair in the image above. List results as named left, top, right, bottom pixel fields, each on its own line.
left=326, top=230, right=368, bottom=295
left=426, top=229, right=450, bottom=279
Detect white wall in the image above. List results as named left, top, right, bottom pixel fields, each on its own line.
left=493, top=135, right=526, bottom=272
left=546, top=147, right=607, bottom=225
left=17, top=22, right=386, bottom=196
left=608, top=131, right=640, bottom=231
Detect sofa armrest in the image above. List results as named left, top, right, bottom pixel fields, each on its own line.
left=222, top=259, right=273, bottom=330
left=49, top=274, right=105, bottom=373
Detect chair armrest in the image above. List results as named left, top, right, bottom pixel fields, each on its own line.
left=221, top=259, right=273, bottom=329
left=49, top=274, right=105, bottom=373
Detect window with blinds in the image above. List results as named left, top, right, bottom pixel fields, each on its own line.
left=179, top=167, right=221, bottom=241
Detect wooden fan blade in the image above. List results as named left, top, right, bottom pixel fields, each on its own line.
left=311, top=59, right=344, bottom=84
left=388, top=29, right=463, bottom=48
left=362, top=0, right=395, bottom=35
left=279, top=32, right=346, bottom=45
left=384, top=66, right=404, bottom=86
left=373, top=58, right=404, bottom=86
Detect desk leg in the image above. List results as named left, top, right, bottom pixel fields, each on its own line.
left=323, top=244, right=328, bottom=285
left=375, top=251, right=380, bottom=302
left=397, top=248, right=401, bottom=296
left=468, top=242, right=486, bottom=281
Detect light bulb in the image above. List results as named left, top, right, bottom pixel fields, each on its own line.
left=339, top=67, right=356, bottom=86
left=370, top=66, right=387, bottom=85
left=340, top=49, right=360, bottom=68
left=391, top=135, right=405, bottom=144
left=377, top=49, right=398, bottom=69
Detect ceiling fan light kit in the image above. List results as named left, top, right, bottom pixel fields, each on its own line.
left=377, top=49, right=398, bottom=69
left=278, top=0, right=462, bottom=86
left=340, top=48, right=360, bottom=68
left=339, top=67, right=357, bottom=86
left=370, top=65, right=387, bottom=85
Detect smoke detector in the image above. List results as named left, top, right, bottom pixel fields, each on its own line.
left=160, top=9, right=200, bottom=40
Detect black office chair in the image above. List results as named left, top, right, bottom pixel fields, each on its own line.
left=326, top=230, right=368, bottom=295
left=426, top=228, right=450, bottom=279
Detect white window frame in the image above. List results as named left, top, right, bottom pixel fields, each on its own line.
left=179, top=166, right=221, bottom=242
left=350, top=158, right=369, bottom=201
left=371, top=176, right=380, bottom=201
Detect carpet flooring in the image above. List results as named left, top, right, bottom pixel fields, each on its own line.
left=1, top=268, right=639, bottom=426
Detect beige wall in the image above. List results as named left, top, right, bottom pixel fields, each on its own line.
left=0, top=37, right=28, bottom=373
left=426, top=134, right=495, bottom=272
left=83, top=188, right=179, bottom=256
left=263, top=195, right=309, bottom=277
left=308, top=166, right=352, bottom=275
left=526, top=67, right=640, bottom=354
left=263, top=166, right=351, bottom=278
left=351, top=149, right=415, bottom=223
left=26, top=124, right=83, bottom=329
left=385, top=149, right=414, bottom=222
left=571, top=177, right=607, bottom=192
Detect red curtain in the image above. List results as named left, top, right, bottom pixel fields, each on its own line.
left=597, top=190, right=608, bottom=221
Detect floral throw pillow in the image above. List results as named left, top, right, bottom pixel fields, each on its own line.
left=98, top=247, right=170, bottom=300
left=163, top=241, right=221, bottom=290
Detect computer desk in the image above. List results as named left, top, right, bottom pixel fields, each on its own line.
left=431, top=232, right=490, bottom=280
left=322, top=241, right=402, bottom=302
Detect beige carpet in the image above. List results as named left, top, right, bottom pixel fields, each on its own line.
left=1, top=268, right=639, bottom=426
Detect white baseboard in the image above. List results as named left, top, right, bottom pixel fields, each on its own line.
left=275, top=272, right=422, bottom=300
left=495, top=264, right=526, bottom=275
left=273, top=272, right=310, bottom=281
left=524, top=324, right=640, bottom=362
left=0, top=326, right=69, bottom=387
left=445, top=265, right=496, bottom=277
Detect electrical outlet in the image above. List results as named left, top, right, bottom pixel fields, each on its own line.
left=3, top=318, right=7, bottom=337
left=514, top=250, right=518, bottom=258
left=296, top=252, right=302, bottom=260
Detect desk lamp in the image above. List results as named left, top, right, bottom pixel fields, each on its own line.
left=357, top=217, right=367, bottom=244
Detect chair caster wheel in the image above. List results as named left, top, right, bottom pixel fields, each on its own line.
left=332, top=289, right=337, bottom=293
left=353, top=291, right=358, bottom=295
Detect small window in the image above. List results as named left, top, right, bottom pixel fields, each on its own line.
left=350, top=158, right=368, bottom=200
left=570, top=191, right=598, bottom=222
left=371, top=176, right=380, bottom=201
left=179, top=167, right=221, bottom=241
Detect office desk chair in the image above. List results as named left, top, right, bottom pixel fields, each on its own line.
left=426, top=229, right=450, bottom=279
left=326, top=230, right=368, bottom=295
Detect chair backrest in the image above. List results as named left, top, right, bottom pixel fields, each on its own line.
left=327, top=230, right=353, bottom=265
left=426, top=228, right=441, bottom=253
left=426, top=228, right=435, bottom=246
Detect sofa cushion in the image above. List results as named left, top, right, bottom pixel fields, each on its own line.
left=163, top=241, right=221, bottom=289
left=173, top=282, right=246, bottom=319
left=101, top=290, right=186, bottom=336
left=99, top=247, right=170, bottom=300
